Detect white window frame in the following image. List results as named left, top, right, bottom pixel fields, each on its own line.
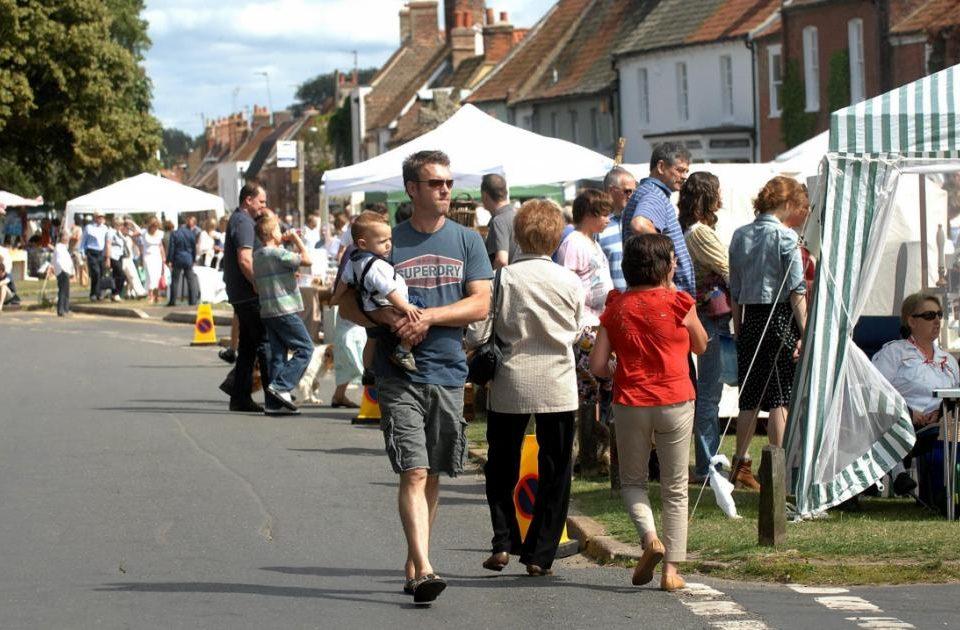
left=720, top=55, right=734, bottom=119
left=638, top=67, right=650, bottom=126
left=848, top=18, right=866, bottom=104
left=803, top=26, right=820, bottom=112
left=768, top=44, right=782, bottom=118
left=676, top=62, right=689, bottom=122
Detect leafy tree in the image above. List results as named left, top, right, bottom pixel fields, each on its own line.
left=0, top=0, right=162, bottom=205
left=161, top=128, right=194, bottom=167
left=327, top=97, right=352, bottom=167
left=780, top=59, right=817, bottom=150
left=827, top=49, right=851, bottom=114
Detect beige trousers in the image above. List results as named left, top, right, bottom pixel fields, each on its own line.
left=614, top=401, right=694, bottom=562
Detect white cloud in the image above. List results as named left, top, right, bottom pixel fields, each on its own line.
left=144, top=0, right=555, bottom=134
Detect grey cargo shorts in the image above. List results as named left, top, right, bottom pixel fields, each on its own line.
left=378, top=377, right=467, bottom=477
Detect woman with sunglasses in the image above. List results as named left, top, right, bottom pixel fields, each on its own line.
left=872, top=293, right=959, bottom=430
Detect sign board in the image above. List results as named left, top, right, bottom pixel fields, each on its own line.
left=277, top=141, right=297, bottom=168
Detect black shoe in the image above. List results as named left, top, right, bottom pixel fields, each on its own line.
left=264, top=406, right=301, bottom=416
left=893, top=472, right=918, bottom=497
left=230, top=400, right=264, bottom=413
left=412, top=574, right=446, bottom=604
left=218, top=348, right=236, bottom=364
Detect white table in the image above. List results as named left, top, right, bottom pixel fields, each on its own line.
left=933, top=388, right=960, bottom=519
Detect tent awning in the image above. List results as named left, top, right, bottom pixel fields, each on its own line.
left=64, top=173, right=226, bottom=227
left=787, top=63, right=960, bottom=518
left=321, top=105, right=614, bottom=196
left=0, top=191, right=43, bottom=209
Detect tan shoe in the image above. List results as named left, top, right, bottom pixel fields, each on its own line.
left=730, top=457, right=761, bottom=491
left=631, top=538, right=665, bottom=586
left=660, top=573, right=686, bottom=592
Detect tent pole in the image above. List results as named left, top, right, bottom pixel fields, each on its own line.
left=920, top=174, right=929, bottom=290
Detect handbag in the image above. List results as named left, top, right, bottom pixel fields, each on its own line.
left=700, top=273, right=732, bottom=319
left=97, top=275, right=116, bottom=295
left=467, top=268, right=503, bottom=386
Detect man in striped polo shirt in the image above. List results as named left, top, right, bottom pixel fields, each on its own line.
left=621, top=142, right=695, bottom=297
left=598, top=166, right=637, bottom=292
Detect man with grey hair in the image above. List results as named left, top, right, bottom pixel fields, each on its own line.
left=481, top=174, right=518, bottom=269
left=599, top=166, right=637, bottom=291
left=621, top=142, right=695, bottom=296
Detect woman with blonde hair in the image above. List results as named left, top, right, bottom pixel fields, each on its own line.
left=140, top=216, right=166, bottom=303
left=468, top=198, right=583, bottom=577
left=727, top=176, right=809, bottom=490
left=197, top=217, right=222, bottom=267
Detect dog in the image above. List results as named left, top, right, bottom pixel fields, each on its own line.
left=293, top=344, right=330, bottom=406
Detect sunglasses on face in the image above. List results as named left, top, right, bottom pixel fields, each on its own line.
left=416, top=179, right=454, bottom=190
left=911, top=310, right=944, bottom=321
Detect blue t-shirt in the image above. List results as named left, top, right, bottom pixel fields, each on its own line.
left=374, top=219, right=493, bottom=387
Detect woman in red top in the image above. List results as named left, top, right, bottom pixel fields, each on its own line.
left=590, top=234, right=707, bottom=592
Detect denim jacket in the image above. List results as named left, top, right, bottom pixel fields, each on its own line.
left=728, top=214, right=805, bottom=305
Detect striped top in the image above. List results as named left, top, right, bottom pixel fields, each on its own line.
left=598, top=214, right=626, bottom=291
left=253, top=247, right=304, bottom=318
left=621, top=177, right=696, bottom=296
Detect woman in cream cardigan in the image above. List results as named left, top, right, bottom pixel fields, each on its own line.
left=468, top=199, right=584, bottom=577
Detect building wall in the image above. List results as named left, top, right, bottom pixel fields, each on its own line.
left=617, top=41, right=755, bottom=164
left=756, top=37, right=786, bottom=162
left=528, top=95, right=617, bottom=157
left=891, top=38, right=927, bottom=87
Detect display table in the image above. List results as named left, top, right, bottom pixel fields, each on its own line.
left=933, top=388, right=960, bottom=519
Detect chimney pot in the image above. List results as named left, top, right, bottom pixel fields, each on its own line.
left=455, top=10, right=464, bottom=28
left=485, top=8, right=494, bottom=24
left=500, top=11, right=508, bottom=23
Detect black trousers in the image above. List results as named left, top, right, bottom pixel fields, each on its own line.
left=231, top=300, right=279, bottom=408
left=168, top=264, right=199, bottom=306
left=56, top=271, right=70, bottom=315
left=86, top=250, right=104, bottom=299
left=484, top=410, right=575, bottom=570
left=110, top=257, right=126, bottom=297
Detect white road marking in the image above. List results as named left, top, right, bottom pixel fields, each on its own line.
left=710, top=621, right=772, bottom=630
left=788, top=584, right=850, bottom=595
left=815, top=596, right=882, bottom=612
left=681, top=582, right=726, bottom=598
left=676, top=582, right=770, bottom=628
left=845, top=617, right=916, bottom=629
left=684, top=600, right=747, bottom=616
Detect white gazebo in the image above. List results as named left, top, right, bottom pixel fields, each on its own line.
left=65, top=173, right=226, bottom=228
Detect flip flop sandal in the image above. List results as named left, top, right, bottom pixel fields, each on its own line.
left=412, top=574, right=446, bottom=604
left=403, top=578, right=416, bottom=595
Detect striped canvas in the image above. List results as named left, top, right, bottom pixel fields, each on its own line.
left=788, top=63, right=960, bottom=516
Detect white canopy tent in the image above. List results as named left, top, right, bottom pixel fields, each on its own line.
left=773, top=131, right=829, bottom=178
left=65, top=173, right=226, bottom=228
left=0, top=191, right=44, bottom=210
left=321, top=104, right=614, bottom=196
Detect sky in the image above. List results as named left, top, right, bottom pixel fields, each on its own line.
left=143, top=0, right=555, bottom=136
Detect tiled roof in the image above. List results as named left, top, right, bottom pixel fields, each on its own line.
left=365, top=42, right=448, bottom=131
left=752, top=13, right=781, bottom=40
left=614, top=0, right=727, bottom=57
left=467, top=0, right=593, bottom=104
left=891, top=0, right=960, bottom=34
left=441, top=55, right=486, bottom=89
left=687, top=0, right=781, bottom=44
left=517, top=0, right=653, bottom=103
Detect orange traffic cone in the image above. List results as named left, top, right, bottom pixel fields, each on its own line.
left=352, top=385, right=381, bottom=424
left=514, top=434, right=579, bottom=558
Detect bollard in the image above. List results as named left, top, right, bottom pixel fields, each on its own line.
left=758, top=445, right=787, bottom=546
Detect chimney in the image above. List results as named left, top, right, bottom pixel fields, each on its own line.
left=444, top=0, right=486, bottom=42
left=408, top=0, right=441, bottom=47
left=485, top=7, right=494, bottom=24
left=483, top=12, right=514, bottom=63
left=450, top=11, right=483, bottom=69
left=499, top=11, right=508, bottom=22
left=399, top=5, right=411, bottom=43
left=252, top=105, right=271, bottom=129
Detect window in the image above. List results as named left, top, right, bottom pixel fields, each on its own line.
left=720, top=55, right=734, bottom=118
left=676, top=62, right=689, bottom=122
left=550, top=112, right=559, bottom=137
left=768, top=44, right=782, bottom=117
left=570, top=110, right=579, bottom=144
left=803, top=26, right=820, bottom=111
left=848, top=18, right=866, bottom=104
left=589, top=108, right=599, bottom=147
left=638, top=67, right=650, bottom=126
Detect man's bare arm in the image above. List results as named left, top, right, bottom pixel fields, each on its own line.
left=237, top=247, right=255, bottom=286
left=629, top=215, right=657, bottom=235
left=395, top=279, right=491, bottom=342
left=492, top=251, right=509, bottom=270
left=331, top=282, right=376, bottom=327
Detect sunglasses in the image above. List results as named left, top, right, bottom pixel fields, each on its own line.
left=911, top=310, right=944, bottom=321
left=416, top=179, right=454, bottom=190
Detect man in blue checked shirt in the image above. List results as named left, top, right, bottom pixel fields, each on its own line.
left=598, top=166, right=637, bottom=292
left=621, top=142, right=695, bottom=297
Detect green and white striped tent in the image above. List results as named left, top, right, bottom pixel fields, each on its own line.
left=785, top=63, right=960, bottom=517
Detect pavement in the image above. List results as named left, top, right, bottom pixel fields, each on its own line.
left=0, top=310, right=956, bottom=629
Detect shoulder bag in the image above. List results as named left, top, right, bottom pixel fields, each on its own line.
left=467, top=267, right=503, bottom=386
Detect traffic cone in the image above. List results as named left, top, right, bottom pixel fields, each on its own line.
left=513, top=434, right=579, bottom=558
left=352, top=385, right=381, bottom=424
left=191, top=303, right=217, bottom=346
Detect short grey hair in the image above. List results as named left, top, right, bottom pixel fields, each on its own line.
left=603, top=166, right=634, bottom=191
left=649, top=142, right=692, bottom=172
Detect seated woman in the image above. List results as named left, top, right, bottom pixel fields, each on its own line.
left=873, top=293, right=960, bottom=494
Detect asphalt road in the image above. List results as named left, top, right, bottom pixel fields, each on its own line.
left=0, top=312, right=955, bottom=629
